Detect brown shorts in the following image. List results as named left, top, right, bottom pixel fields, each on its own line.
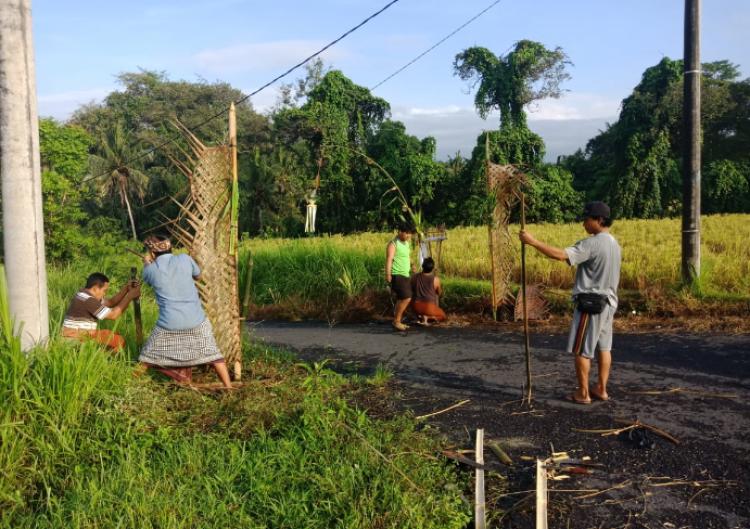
left=62, top=328, right=125, bottom=351
left=412, top=300, right=446, bottom=322
left=390, top=275, right=412, bottom=300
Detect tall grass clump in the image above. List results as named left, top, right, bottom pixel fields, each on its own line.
left=1, top=258, right=471, bottom=528
left=243, top=240, right=383, bottom=306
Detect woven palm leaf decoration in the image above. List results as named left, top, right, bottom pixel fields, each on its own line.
left=485, top=162, right=528, bottom=315
left=164, top=122, right=242, bottom=365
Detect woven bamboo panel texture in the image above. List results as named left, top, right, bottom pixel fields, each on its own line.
left=167, top=125, right=242, bottom=364
left=486, top=163, right=527, bottom=311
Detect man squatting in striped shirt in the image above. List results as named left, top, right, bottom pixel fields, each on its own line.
left=519, top=201, right=622, bottom=406
left=62, top=273, right=141, bottom=351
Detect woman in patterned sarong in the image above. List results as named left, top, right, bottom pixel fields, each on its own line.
left=138, top=235, right=232, bottom=388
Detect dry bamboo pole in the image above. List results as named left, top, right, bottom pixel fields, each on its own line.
left=475, top=428, right=486, bottom=529
left=485, top=134, right=498, bottom=320
left=130, top=266, right=143, bottom=348
left=521, top=193, right=532, bottom=404
left=241, top=253, right=254, bottom=318
left=228, top=102, right=242, bottom=380
left=488, top=441, right=513, bottom=465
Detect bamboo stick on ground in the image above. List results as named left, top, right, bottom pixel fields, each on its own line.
left=415, top=399, right=470, bottom=420
left=488, top=441, right=513, bottom=465
left=573, top=419, right=680, bottom=445
left=535, top=459, right=548, bottom=529
left=625, top=387, right=738, bottom=399
left=475, top=429, right=486, bottom=529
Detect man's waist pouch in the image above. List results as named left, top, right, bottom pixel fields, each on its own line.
left=575, top=293, right=608, bottom=314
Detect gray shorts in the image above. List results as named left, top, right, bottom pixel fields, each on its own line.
left=566, top=303, right=616, bottom=359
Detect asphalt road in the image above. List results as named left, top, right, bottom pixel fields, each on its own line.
left=251, top=321, right=750, bottom=528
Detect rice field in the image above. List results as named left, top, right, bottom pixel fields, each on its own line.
left=241, top=214, right=750, bottom=310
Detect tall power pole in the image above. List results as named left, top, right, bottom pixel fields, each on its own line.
left=682, top=0, right=701, bottom=284
left=0, top=0, right=49, bottom=348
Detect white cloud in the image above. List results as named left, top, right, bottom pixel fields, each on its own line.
left=392, top=103, right=615, bottom=161
left=406, top=105, right=463, bottom=116
left=526, top=92, right=621, bottom=121
left=243, top=88, right=278, bottom=113
left=194, top=40, right=350, bottom=74
left=37, top=88, right=111, bottom=120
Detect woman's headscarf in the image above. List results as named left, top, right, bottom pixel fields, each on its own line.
left=144, top=236, right=172, bottom=253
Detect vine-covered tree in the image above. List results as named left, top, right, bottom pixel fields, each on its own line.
left=453, top=40, right=571, bottom=130
left=452, top=41, right=578, bottom=224
left=274, top=70, right=392, bottom=233
left=564, top=58, right=750, bottom=218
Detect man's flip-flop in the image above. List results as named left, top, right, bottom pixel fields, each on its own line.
left=565, top=394, right=592, bottom=405
left=392, top=322, right=408, bottom=331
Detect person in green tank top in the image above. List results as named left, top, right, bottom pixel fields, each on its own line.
left=385, top=224, right=414, bottom=331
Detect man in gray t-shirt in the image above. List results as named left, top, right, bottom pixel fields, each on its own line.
left=520, top=201, right=621, bottom=405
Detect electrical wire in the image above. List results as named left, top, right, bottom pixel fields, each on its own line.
left=370, top=0, right=501, bottom=90
left=78, top=0, right=401, bottom=185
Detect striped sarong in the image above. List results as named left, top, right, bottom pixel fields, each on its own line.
left=139, top=318, right=224, bottom=367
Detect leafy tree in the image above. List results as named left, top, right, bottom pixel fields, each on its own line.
left=274, top=70, right=391, bottom=233
left=72, top=70, right=270, bottom=236
left=565, top=57, right=750, bottom=217
left=449, top=41, right=573, bottom=226
left=703, top=160, right=750, bottom=213
left=525, top=164, right=583, bottom=223
left=275, top=58, right=329, bottom=110
left=454, top=40, right=571, bottom=130
left=38, top=119, right=91, bottom=260
left=366, top=121, right=442, bottom=228
left=240, top=146, right=307, bottom=237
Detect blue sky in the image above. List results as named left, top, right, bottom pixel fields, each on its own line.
left=33, top=0, right=749, bottom=160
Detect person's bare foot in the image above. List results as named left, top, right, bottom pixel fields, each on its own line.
left=590, top=386, right=609, bottom=401
left=392, top=321, right=408, bottom=331
left=565, top=392, right=592, bottom=405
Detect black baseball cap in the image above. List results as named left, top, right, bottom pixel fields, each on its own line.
left=582, top=201, right=611, bottom=219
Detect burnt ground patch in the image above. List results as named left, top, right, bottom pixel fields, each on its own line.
left=251, top=321, right=750, bottom=529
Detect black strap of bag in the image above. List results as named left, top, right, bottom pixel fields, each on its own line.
left=576, top=293, right=608, bottom=314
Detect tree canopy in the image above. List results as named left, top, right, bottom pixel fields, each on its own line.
left=453, top=40, right=571, bottom=129
left=563, top=58, right=750, bottom=218
left=28, top=51, right=750, bottom=253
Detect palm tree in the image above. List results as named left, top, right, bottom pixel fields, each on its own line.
left=88, top=121, right=149, bottom=240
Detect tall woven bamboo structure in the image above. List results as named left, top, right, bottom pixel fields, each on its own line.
left=485, top=160, right=528, bottom=317
left=166, top=121, right=242, bottom=369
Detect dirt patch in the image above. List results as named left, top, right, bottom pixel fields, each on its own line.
left=252, top=321, right=750, bottom=529
left=249, top=285, right=750, bottom=333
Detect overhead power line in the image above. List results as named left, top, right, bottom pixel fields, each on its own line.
left=80, top=0, right=401, bottom=185
left=370, top=0, right=501, bottom=90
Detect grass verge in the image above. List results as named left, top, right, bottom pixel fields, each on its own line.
left=1, top=261, right=471, bottom=528
left=0, top=338, right=471, bottom=528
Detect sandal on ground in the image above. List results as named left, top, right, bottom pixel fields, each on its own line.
left=392, top=322, right=408, bottom=331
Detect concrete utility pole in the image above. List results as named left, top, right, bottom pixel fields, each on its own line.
left=682, top=0, right=701, bottom=285
left=0, top=0, right=49, bottom=348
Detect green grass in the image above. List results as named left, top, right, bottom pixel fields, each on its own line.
left=0, top=261, right=471, bottom=528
